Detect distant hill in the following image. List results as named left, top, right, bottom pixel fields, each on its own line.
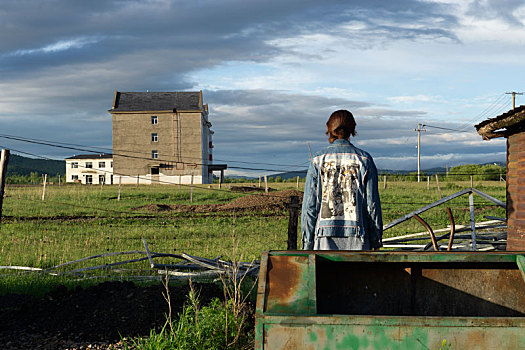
left=6, top=154, right=65, bottom=176
left=250, top=162, right=507, bottom=180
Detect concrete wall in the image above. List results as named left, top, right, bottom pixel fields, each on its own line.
left=112, top=110, right=211, bottom=184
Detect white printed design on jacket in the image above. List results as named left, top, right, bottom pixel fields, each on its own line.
left=319, top=158, right=361, bottom=221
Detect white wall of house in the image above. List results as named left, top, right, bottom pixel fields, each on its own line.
left=65, top=158, right=114, bottom=185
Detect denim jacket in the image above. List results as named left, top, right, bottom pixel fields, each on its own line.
left=301, top=139, right=383, bottom=250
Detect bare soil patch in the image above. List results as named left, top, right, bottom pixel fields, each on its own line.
left=0, top=281, right=232, bottom=349
left=136, top=190, right=303, bottom=214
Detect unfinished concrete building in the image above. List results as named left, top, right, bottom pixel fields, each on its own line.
left=109, top=91, right=226, bottom=184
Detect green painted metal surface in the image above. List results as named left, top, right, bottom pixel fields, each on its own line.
left=255, top=251, right=525, bottom=349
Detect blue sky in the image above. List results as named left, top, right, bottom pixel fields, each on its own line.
left=1, top=0, right=524, bottom=176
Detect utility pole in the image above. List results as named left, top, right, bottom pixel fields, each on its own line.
left=506, top=91, right=523, bottom=109
left=415, top=124, right=426, bottom=182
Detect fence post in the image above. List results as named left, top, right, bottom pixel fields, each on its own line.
left=118, top=176, right=122, bottom=201
left=42, top=174, right=47, bottom=201
left=58, top=174, right=61, bottom=187
left=190, top=174, right=194, bottom=203
left=287, top=195, right=299, bottom=250
left=264, top=175, right=268, bottom=194
left=219, top=170, right=223, bottom=189
left=383, top=175, right=387, bottom=189
left=427, top=176, right=430, bottom=190
left=296, top=176, right=299, bottom=190
left=137, top=174, right=140, bottom=187
left=259, top=176, right=261, bottom=188
left=0, top=149, right=10, bottom=227
left=470, top=175, right=473, bottom=188
left=435, top=174, right=441, bottom=199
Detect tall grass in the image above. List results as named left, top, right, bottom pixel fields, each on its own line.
left=0, top=180, right=506, bottom=295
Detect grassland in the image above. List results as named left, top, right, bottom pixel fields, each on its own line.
left=0, top=179, right=506, bottom=294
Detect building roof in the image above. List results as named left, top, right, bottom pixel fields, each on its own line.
left=475, top=105, right=525, bottom=140
left=110, top=91, right=203, bottom=112
left=66, top=154, right=113, bottom=160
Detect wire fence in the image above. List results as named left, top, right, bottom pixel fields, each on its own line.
left=0, top=129, right=510, bottom=280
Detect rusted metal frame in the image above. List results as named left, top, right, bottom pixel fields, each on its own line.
left=255, top=252, right=269, bottom=349
left=383, top=188, right=471, bottom=231
left=447, top=207, right=455, bottom=251
left=471, top=188, right=505, bottom=208
left=517, top=255, right=525, bottom=283
left=259, top=314, right=525, bottom=327
left=256, top=252, right=269, bottom=315
left=307, top=251, right=520, bottom=264
left=269, top=251, right=311, bottom=257
left=469, top=191, right=477, bottom=251
left=307, top=254, right=317, bottom=314
left=412, top=214, right=439, bottom=251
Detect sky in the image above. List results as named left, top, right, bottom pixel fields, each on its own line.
left=1, top=0, right=524, bottom=176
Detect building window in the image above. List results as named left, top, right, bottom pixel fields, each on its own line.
left=152, top=133, right=158, bottom=142
left=152, top=150, right=158, bottom=159
left=72, top=175, right=78, bottom=181
left=99, top=175, right=105, bottom=184
left=71, top=162, right=78, bottom=168
left=151, top=116, right=158, bottom=125
left=99, top=161, right=105, bottom=168
left=110, top=161, right=113, bottom=168
left=85, top=162, right=93, bottom=169
left=209, top=154, right=213, bottom=161
left=85, top=175, right=93, bottom=184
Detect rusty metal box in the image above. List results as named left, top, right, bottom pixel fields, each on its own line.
left=255, top=251, right=525, bottom=349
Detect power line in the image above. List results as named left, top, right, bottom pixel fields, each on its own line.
left=0, top=134, right=305, bottom=173
left=457, top=94, right=510, bottom=131
left=1, top=144, right=307, bottom=200
left=0, top=133, right=308, bottom=170
left=422, top=124, right=473, bottom=133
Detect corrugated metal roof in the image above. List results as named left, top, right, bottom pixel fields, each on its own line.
left=65, top=154, right=113, bottom=160
left=111, top=91, right=202, bottom=112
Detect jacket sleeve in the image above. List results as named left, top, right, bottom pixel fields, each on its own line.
left=365, top=158, right=383, bottom=249
left=301, top=161, right=318, bottom=250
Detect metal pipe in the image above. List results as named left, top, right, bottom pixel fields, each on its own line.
left=413, top=214, right=439, bottom=251
left=447, top=207, right=455, bottom=251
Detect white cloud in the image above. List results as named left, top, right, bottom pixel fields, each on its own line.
left=7, top=37, right=102, bottom=56
left=388, top=95, right=442, bottom=104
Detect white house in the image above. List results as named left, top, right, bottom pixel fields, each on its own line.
left=65, top=154, right=114, bottom=184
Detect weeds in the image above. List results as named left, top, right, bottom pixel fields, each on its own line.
left=123, top=278, right=253, bottom=349
left=122, top=221, right=256, bottom=349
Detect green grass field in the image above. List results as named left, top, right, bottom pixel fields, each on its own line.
left=0, top=179, right=506, bottom=294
